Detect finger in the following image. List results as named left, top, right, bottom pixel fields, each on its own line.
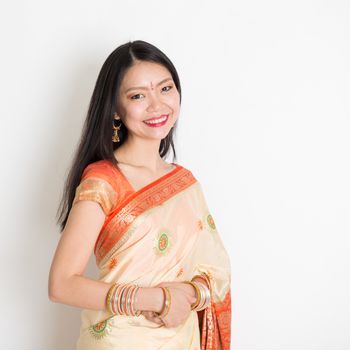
left=150, top=318, right=163, bottom=325
left=142, top=311, right=159, bottom=322
left=145, top=315, right=162, bottom=325
left=141, top=311, right=154, bottom=319
left=159, top=317, right=168, bottom=327
left=154, top=317, right=164, bottom=325
left=146, top=312, right=164, bottom=325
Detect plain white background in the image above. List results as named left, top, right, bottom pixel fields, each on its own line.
left=1, top=0, right=349, bottom=349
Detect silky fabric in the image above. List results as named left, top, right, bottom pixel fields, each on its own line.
left=73, top=160, right=232, bottom=350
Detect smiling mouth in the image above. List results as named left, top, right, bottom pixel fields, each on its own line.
left=143, top=114, right=169, bottom=126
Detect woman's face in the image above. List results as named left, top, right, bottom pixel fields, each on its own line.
left=116, top=60, right=180, bottom=141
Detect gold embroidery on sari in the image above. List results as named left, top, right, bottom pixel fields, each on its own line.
left=213, top=290, right=232, bottom=348
left=73, top=177, right=117, bottom=215
left=98, top=213, right=146, bottom=267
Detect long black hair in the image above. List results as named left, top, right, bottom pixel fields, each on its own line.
left=56, top=40, right=182, bottom=232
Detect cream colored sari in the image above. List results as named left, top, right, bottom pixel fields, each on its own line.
left=73, top=160, right=231, bottom=349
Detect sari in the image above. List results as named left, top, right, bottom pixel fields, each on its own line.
left=73, top=159, right=231, bottom=350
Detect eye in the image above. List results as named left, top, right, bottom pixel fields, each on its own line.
left=162, top=85, right=173, bottom=92
left=131, top=93, right=144, bottom=100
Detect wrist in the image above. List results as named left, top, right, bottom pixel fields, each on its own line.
left=151, top=287, right=164, bottom=313
left=182, top=282, right=197, bottom=299
left=135, top=287, right=164, bottom=313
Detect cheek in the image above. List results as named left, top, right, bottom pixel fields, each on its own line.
left=168, top=94, right=181, bottom=115
left=124, top=103, right=146, bottom=120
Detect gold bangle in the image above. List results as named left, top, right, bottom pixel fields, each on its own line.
left=163, top=287, right=171, bottom=318
left=183, top=281, right=201, bottom=310
left=132, top=286, right=142, bottom=317
left=106, top=283, right=117, bottom=314
left=159, top=287, right=171, bottom=318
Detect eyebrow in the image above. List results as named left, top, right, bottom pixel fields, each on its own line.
left=124, top=77, right=173, bottom=94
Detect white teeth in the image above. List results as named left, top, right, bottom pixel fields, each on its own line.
left=145, top=115, right=168, bottom=124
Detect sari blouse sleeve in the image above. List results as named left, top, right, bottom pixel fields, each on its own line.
left=72, top=162, right=118, bottom=216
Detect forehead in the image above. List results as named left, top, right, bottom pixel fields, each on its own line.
left=120, top=61, right=171, bottom=88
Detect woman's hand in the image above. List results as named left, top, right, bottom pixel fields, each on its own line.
left=157, top=281, right=197, bottom=300
left=153, top=281, right=197, bottom=328
left=141, top=310, right=164, bottom=325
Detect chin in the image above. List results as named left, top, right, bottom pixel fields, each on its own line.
left=149, top=130, right=172, bottom=140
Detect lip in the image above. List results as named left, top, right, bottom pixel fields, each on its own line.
left=143, top=114, right=169, bottom=128
left=144, top=114, right=168, bottom=122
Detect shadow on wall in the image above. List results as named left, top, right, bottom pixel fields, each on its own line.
left=42, top=57, right=103, bottom=349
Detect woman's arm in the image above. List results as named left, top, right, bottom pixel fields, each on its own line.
left=48, top=200, right=163, bottom=313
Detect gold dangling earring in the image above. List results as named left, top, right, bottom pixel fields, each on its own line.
left=112, top=115, right=122, bottom=143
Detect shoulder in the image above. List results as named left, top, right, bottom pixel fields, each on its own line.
left=74, top=160, right=128, bottom=216
left=174, top=163, right=201, bottom=188
left=176, top=163, right=197, bottom=178
left=81, top=159, right=122, bottom=192
left=82, top=159, right=116, bottom=178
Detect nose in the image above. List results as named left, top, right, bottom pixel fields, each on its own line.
left=146, top=92, right=162, bottom=112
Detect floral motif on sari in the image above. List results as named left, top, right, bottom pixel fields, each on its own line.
left=108, top=257, right=117, bottom=270
left=197, top=219, right=204, bottom=231
left=88, top=319, right=112, bottom=340
left=176, top=267, right=184, bottom=278
left=203, top=213, right=217, bottom=233
left=206, top=214, right=216, bottom=230
left=154, top=229, right=174, bottom=255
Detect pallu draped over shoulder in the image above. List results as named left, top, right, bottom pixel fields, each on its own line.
left=73, top=160, right=231, bottom=350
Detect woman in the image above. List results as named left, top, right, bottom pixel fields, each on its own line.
left=49, top=40, right=231, bottom=349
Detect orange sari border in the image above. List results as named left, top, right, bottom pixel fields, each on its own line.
left=198, top=290, right=231, bottom=350
left=94, top=166, right=198, bottom=265
left=197, top=273, right=232, bottom=350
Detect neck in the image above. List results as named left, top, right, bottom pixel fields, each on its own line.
left=114, top=134, right=168, bottom=171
